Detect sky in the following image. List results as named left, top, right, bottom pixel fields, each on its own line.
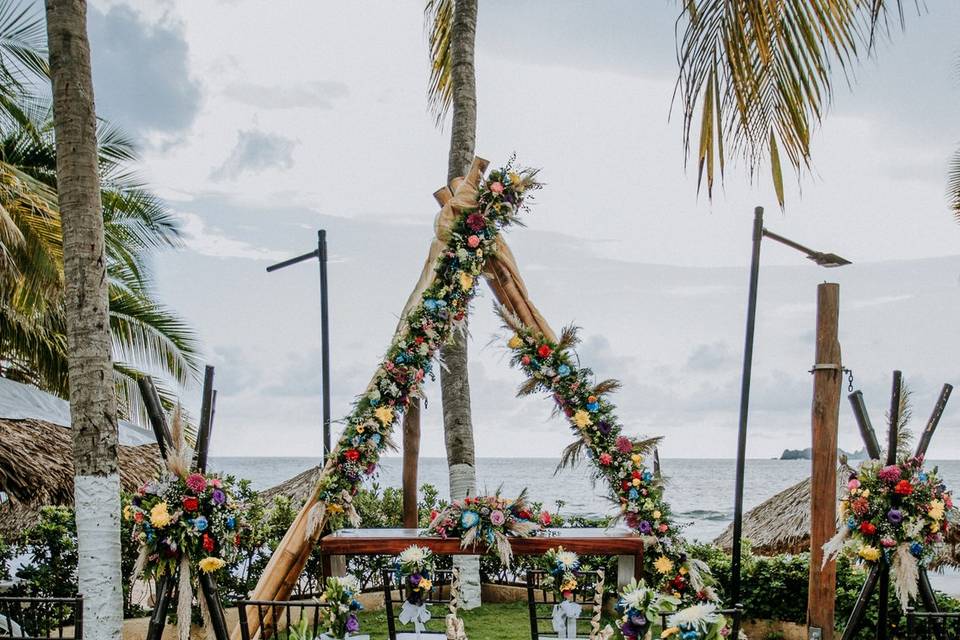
left=79, top=0, right=960, bottom=460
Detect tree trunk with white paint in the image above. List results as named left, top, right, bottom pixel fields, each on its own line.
left=45, top=1, right=123, bottom=638
left=440, top=0, right=481, bottom=609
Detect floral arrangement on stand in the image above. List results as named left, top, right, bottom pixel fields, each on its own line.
left=615, top=579, right=678, bottom=640
left=662, top=604, right=736, bottom=640
left=425, top=489, right=540, bottom=564
left=126, top=470, right=245, bottom=579
left=395, top=545, right=435, bottom=633
left=499, top=310, right=719, bottom=607
left=540, top=547, right=584, bottom=639
left=318, top=575, right=363, bottom=639
left=823, top=455, right=956, bottom=610
left=307, top=160, right=540, bottom=532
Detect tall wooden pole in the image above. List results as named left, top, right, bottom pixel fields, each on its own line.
left=808, top=283, right=841, bottom=640
left=402, top=399, right=421, bottom=528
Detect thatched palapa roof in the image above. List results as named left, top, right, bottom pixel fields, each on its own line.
left=260, top=465, right=323, bottom=506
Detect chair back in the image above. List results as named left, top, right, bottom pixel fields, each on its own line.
left=526, top=570, right=603, bottom=639
left=381, top=568, right=455, bottom=639
left=235, top=596, right=331, bottom=640
left=0, top=595, right=83, bottom=640
left=905, top=608, right=960, bottom=639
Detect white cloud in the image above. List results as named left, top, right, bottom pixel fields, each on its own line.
left=175, top=211, right=288, bottom=261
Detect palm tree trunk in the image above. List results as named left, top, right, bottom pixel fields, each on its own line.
left=45, top=2, right=123, bottom=638
left=441, top=0, right=480, bottom=609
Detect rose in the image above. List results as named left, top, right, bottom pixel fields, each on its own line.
left=537, top=344, right=552, bottom=358
left=212, top=489, right=226, bottom=505
left=182, top=496, right=199, bottom=512
left=599, top=452, right=613, bottom=465
left=490, top=510, right=506, bottom=526
left=894, top=480, right=914, bottom=496
left=345, top=614, right=360, bottom=633
left=202, top=533, right=215, bottom=552
left=887, top=508, right=903, bottom=524
left=859, top=521, right=877, bottom=535
left=467, top=235, right=481, bottom=248
left=194, top=516, right=208, bottom=532
left=344, top=449, right=361, bottom=462
left=488, top=181, right=504, bottom=194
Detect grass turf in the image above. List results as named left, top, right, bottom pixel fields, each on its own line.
left=357, top=601, right=536, bottom=639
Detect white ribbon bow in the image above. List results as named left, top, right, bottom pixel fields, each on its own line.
left=399, top=601, right=432, bottom=636
left=551, top=600, right=582, bottom=638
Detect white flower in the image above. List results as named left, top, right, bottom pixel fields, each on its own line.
left=667, top=603, right=720, bottom=630
left=620, top=587, right=650, bottom=610
left=555, top=550, right=579, bottom=569
left=338, top=575, right=360, bottom=593
left=400, top=544, right=429, bottom=565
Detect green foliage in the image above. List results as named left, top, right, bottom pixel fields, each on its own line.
left=12, top=506, right=78, bottom=599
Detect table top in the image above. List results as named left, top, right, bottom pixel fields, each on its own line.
left=319, top=527, right=644, bottom=556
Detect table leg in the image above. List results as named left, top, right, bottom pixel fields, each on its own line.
left=617, top=555, right=635, bottom=587
left=329, top=555, right=346, bottom=577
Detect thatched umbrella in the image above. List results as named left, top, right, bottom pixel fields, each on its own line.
left=0, top=418, right=161, bottom=537
left=259, top=465, right=323, bottom=506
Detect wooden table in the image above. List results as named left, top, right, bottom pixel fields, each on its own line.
left=319, top=528, right=644, bottom=586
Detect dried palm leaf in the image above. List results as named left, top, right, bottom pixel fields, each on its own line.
left=593, top=378, right=622, bottom=396
left=556, top=439, right=586, bottom=474
left=516, top=377, right=541, bottom=398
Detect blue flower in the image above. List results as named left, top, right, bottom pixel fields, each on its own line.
left=911, top=542, right=924, bottom=557
left=628, top=488, right=639, bottom=500
left=557, top=364, right=571, bottom=376
left=847, top=516, right=857, bottom=530
left=918, top=472, right=928, bottom=482
left=460, top=510, right=480, bottom=529
left=394, top=354, right=406, bottom=364
left=371, top=433, right=382, bottom=445
left=226, top=516, right=236, bottom=530
left=194, top=516, right=208, bottom=532
left=586, top=402, right=599, bottom=412
left=642, top=471, right=653, bottom=482
left=424, top=299, right=438, bottom=312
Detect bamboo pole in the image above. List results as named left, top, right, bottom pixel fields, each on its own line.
left=808, top=283, right=841, bottom=640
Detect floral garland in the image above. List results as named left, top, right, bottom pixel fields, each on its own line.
left=313, top=161, right=540, bottom=529
left=540, top=546, right=581, bottom=599
left=500, top=314, right=716, bottom=604
left=425, top=490, right=540, bottom=564
left=824, top=455, right=956, bottom=610
left=125, top=471, right=245, bottom=579
left=318, top=575, right=363, bottom=639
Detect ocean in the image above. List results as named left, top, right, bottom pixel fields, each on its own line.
left=209, top=456, right=960, bottom=594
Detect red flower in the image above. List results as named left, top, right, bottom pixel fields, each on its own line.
left=616, top=437, right=633, bottom=453
left=539, top=511, right=552, bottom=526
left=621, top=481, right=631, bottom=492
left=599, top=453, right=613, bottom=465
left=182, top=496, right=199, bottom=512
left=430, top=509, right=439, bottom=522
left=520, top=355, right=531, bottom=366
left=134, top=512, right=144, bottom=524
left=859, top=521, right=877, bottom=536
left=518, top=510, right=532, bottom=520
left=466, top=213, right=486, bottom=232
left=537, top=344, right=553, bottom=358
left=851, top=497, right=869, bottom=516
left=894, top=480, right=914, bottom=496
left=670, top=575, right=687, bottom=591
left=202, top=534, right=215, bottom=552
left=658, top=523, right=669, bottom=533
left=414, top=336, right=424, bottom=344
left=631, top=470, right=641, bottom=479
left=344, top=449, right=361, bottom=462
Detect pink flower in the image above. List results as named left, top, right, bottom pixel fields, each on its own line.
left=616, top=437, right=633, bottom=453
left=878, top=465, right=902, bottom=483
left=466, top=213, right=486, bottom=232
left=539, top=511, right=552, bottom=526
left=847, top=479, right=860, bottom=491
left=186, top=473, right=207, bottom=494
left=599, top=453, right=613, bottom=465
left=489, top=181, right=504, bottom=194
left=467, top=235, right=481, bottom=248
left=490, top=510, right=505, bottom=526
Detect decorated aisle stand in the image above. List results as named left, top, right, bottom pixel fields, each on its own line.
left=139, top=371, right=231, bottom=640
left=834, top=371, right=953, bottom=640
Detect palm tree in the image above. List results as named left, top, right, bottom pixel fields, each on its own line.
left=425, top=0, right=482, bottom=608
left=950, top=150, right=960, bottom=223
left=45, top=0, right=123, bottom=637
left=0, top=118, right=200, bottom=420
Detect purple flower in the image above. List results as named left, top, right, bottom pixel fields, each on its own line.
left=345, top=614, right=359, bottom=633
left=597, top=421, right=612, bottom=436
left=409, top=573, right=422, bottom=586
left=211, top=489, right=226, bottom=505
left=638, top=520, right=652, bottom=534
left=887, top=508, right=903, bottom=525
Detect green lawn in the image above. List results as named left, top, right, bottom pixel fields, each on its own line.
left=357, top=601, right=538, bottom=639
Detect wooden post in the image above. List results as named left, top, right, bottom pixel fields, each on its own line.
left=402, top=399, right=421, bottom=528
left=808, top=283, right=841, bottom=640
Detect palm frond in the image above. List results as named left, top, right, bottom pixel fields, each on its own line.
left=424, top=0, right=453, bottom=126
left=949, top=147, right=960, bottom=223
left=555, top=438, right=586, bottom=474
left=676, top=0, right=909, bottom=206
left=557, top=324, right=580, bottom=352
left=516, top=376, right=540, bottom=398
left=593, top=378, right=622, bottom=396
left=631, top=436, right=663, bottom=458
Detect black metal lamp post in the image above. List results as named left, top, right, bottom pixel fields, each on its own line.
left=267, top=229, right=332, bottom=461
left=730, top=207, right=850, bottom=635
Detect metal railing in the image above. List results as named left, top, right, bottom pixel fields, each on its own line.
left=905, top=608, right=960, bottom=639
left=235, top=596, right=330, bottom=640
left=0, top=595, right=83, bottom=640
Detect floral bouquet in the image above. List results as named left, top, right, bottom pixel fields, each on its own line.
left=125, top=470, right=244, bottom=579
left=425, top=489, right=540, bottom=565
left=396, top=544, right=435, bottom=606
left=615, top=579, right=678, bottom=640
left=824, top=455, right=956, bottom=610
left=318, top=575, right=363, bottom=639
left=650, top=551, right=720, bottom=605
left=540, top=547, right=580, bottom=599
left=662, top=603, right=736, bottom=640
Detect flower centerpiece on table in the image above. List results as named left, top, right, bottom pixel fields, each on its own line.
left=824, top=455, right=956, bottom=610
left=395, top=545, right=435, bottom=633
left=318, top=575, right=363, bottom=639
left=425, top=489, right=539, bottom=565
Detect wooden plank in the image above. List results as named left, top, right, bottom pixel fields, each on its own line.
left=402, top=400, right=421, bottom=528
left=808, top=283, right=841, bottom=640
left=318, top=528, right=644, bottom=557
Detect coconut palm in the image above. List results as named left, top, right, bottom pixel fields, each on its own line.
left=424, top=0, right=482, bottom=608
left=45, top=0, right=124, bottom=636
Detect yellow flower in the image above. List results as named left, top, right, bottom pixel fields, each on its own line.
left=653, top=510, right=661, bottom=519
left=631, top=454, right=642, bottom=465
left=861, top=489, right=870, bottom=498
left=929, top=500, right=945, bottom=521
left=654, top=555, right=674, bottom=574
left=123, top=505, right=133, bottom=521
left=572, top=410, right=592, bottom=429
left=931, top=521, right=941, bottom=533
left=508, top=172, right=523, bottom=192
left=858, top=545, right=881, bottom=562
left=508, top=335, right=523, bottom=349
left=458, top=272, right=474, bottom=291
left=198, top=557, right=226, bottom=574
left=560, top=579, right=578, bottom=592
left=150, top=502, right=171, bottom=528
left=661, top=626, right=680, bottom=638
left=419, top=578, right=432, bottom=591
left=374, top=405, right=394, bottom=426
left=356, top=425, right=365, bottom=434
left=328, top=503, right=344, bottom=515
left=679, top=566, right=688, bottom=575
left=632, top=478, right=641, bottom=487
